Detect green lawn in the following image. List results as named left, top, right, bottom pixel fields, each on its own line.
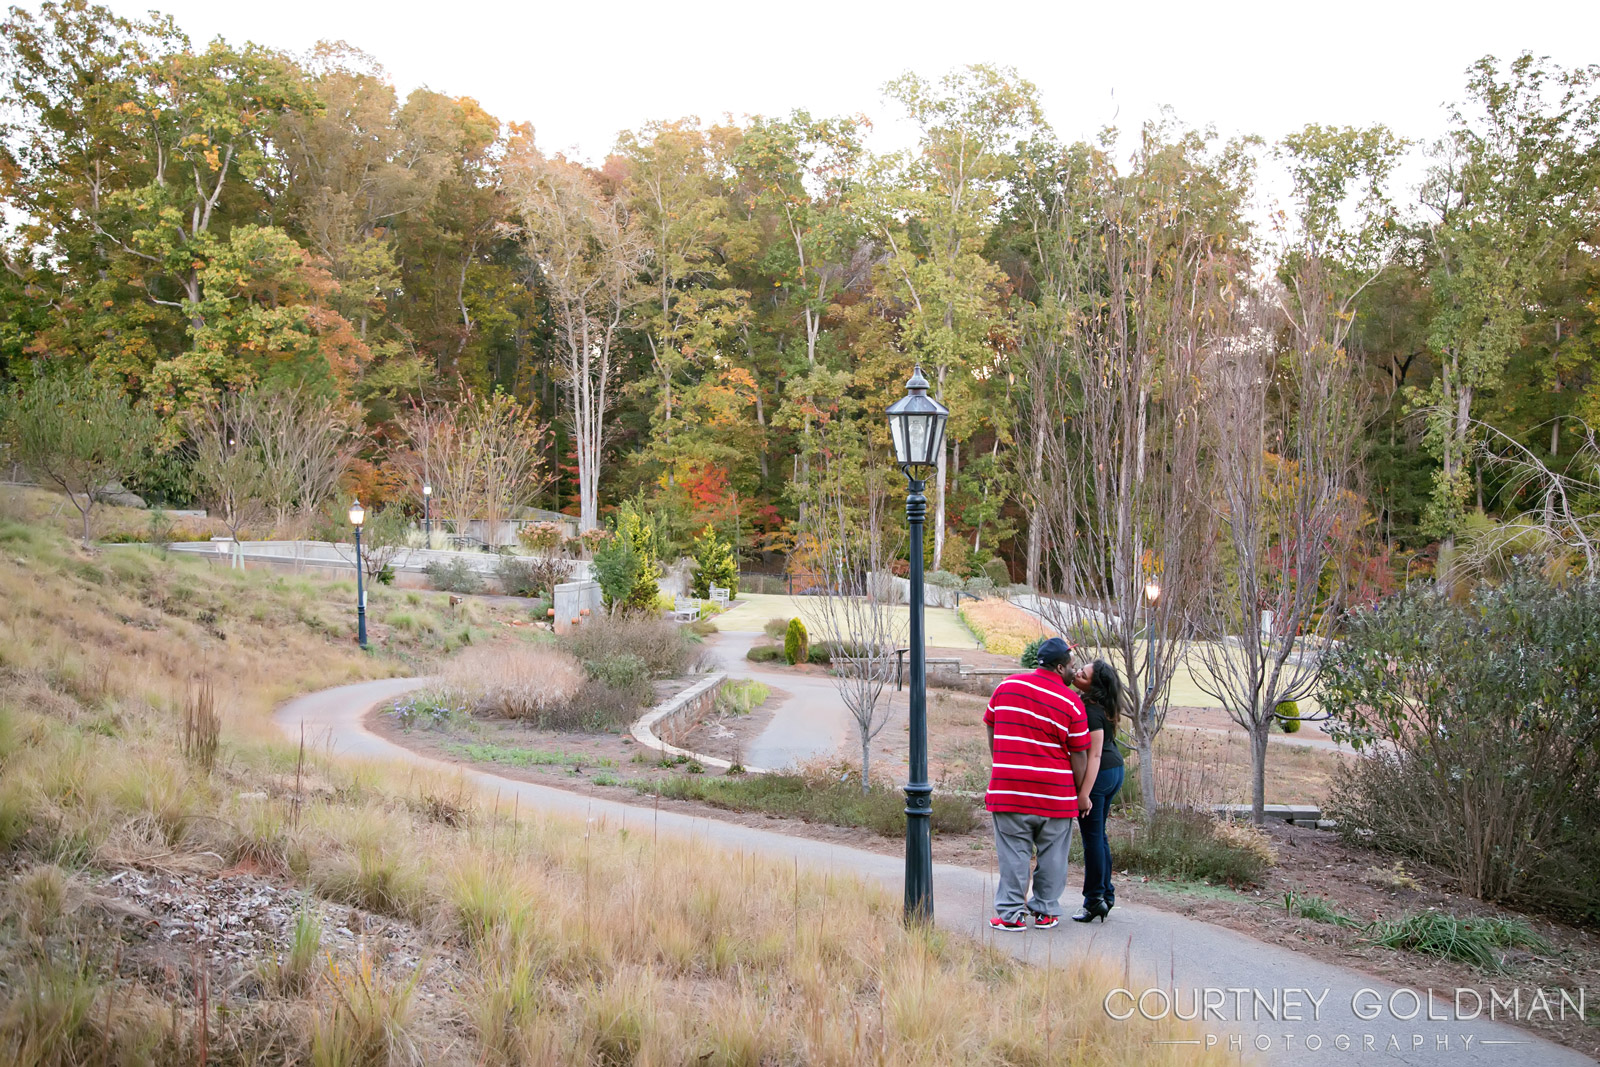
left=713, top=591, right=981, bottom=649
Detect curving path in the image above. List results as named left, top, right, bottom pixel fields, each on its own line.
left=276, top=678, right=1592, bottom=1067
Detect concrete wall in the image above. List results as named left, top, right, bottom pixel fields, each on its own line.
left=167, top=540, right=593, bottom=592
left=552, top=580, right=602, bottom=633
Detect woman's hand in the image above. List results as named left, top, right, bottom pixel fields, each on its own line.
left=1078, top=793, right=1092, bottom=816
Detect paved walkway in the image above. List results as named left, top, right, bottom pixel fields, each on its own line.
left=276, top=679, right=1592, bottom=1067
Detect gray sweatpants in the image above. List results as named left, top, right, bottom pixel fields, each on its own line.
left=992, top=812, right=1075, bottom=920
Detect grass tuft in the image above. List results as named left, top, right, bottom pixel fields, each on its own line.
left=642, top=771, right=979, bottom=836
left=1118, top=809, right=1275, bottom=886
left=1365, top=911, right=1553, bottom=971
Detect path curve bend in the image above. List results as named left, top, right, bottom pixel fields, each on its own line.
left=276, top=678, right=1593, bottom=1067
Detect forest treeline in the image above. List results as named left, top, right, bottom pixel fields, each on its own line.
left=3, top=0, right=1598, bottom=586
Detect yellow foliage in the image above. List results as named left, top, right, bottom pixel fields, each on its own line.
left=957, top=597, right=1053, bottom=657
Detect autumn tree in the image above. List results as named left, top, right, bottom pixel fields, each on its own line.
left=871, top=65, right=1044, bottom=567
left=507, top=135, right=647, bottom=532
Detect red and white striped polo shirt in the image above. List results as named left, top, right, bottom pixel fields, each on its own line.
left=983, top=668, right=1091, bottom=818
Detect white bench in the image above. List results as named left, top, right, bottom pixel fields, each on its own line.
left=671, top=596, right=701, bottom=622
left=709, top=585, right=731, bottom=608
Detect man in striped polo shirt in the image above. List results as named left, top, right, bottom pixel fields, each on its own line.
left=984, top=636, right=1092, bottom=931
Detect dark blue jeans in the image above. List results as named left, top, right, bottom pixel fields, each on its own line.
left=1079, top=764, right=1124, bottom=905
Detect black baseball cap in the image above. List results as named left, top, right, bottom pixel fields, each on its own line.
left=1036, top=637, right=1075, bottom=666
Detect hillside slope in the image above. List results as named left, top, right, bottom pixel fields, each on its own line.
left=0, top=503, right=1216, bottom=1066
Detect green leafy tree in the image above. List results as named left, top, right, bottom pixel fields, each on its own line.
left=3, top=369, right=158, bottom=545
left=870, top=65, right=1044, bottom=566
left=690, top=524, right=737, bottom=598
left=591, top=531, right=639, bottom=613
left=1414, top=55, right=1600, bottom=577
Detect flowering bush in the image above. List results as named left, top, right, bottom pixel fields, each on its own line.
left=517, top=521, right=566, bottom=554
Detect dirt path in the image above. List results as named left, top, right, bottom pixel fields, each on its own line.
left=276, top=677, right=1594, bottom=1067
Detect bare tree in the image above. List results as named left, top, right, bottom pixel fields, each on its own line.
left=397, top=399, right=477, bottom=538
left=189, top=394, right=271, bottom=560
left=253, top=386, right=359, bottom=527
left=1460, top=416, right=1600, bottom=578
left=796, top=435, right=907, bottom=790
left=506, top=140, right=647, bottom=532
left=469, top=390, right=550, bottom=546
left=397, top=390, right=550, bottom=546
left=1027, top=129, right=1242, bottom=817
left=1189, top=273, right=1365, bottom=824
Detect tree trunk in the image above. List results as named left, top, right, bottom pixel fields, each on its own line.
left=1025, top=419, right=1045, bottom=589
left=862, top=735, right=872, bottom=796
left=1250, top=720, right=1270, bottom=827
left=1136, top=727, right=1156, bottom=819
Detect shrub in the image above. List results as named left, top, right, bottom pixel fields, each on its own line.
left=425, top=558, right=483, bottom=594
left=1117, top=809, right=1274, bottom=886
left=690, top=524, right=738, bottom=598
left=926, top=569, right=963, bottom=589
left=1321, top=568, right=1600, bottom=922
left=1274, top=700, right=1301, bottom=733
left=763, top=617, right=790, bottom=640
left=783, top=617, right=809, bottom=665
left=716, top=679, right=769, bottom=716
left=443, top=643, right=587, bottom=721
left=745, top=645, right=785, bottom=664
left=496, top=554, right=571, bottom=598
left=583, top=653, right=650, bottom=695
left=982, top=558, right=1011, bottom=586
left=563, top=614, right=692, bottom=678
left=560, top=680, right=648, bottom=730
left=1020, top=636, right=1046, bottom=669
left=517, top=520, right=566, bottom=554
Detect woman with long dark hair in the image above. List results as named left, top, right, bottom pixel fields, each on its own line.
left=1070, top=659, right=1124, bottom=922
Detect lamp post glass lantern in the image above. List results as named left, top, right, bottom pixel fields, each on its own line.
left=887, top=367, right=949, bottom=925
left=349, top=501, right=368, bottom=650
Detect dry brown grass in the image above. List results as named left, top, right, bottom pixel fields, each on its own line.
left=0, top=492, right=1225, bottom=1066
left=956, top=597, right=1053, bottom=657
left=442, top=642, right=586, bottom=720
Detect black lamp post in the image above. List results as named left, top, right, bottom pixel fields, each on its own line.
left=422, top=483, right=432, bottom=545
left=886, top=366, right=949, bottom=925
left=350, top=500, right=368, bottom=650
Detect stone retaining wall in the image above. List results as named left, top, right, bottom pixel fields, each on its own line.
left=630, top=672, right=769, bottom=773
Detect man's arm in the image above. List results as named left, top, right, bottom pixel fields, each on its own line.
left=1069, top=749, right=1090, bottom=814
left=987, top=723, right=995, bottom=761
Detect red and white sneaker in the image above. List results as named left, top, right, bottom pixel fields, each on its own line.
left=1031, top=912, right=1061, bottom=930
left=989, top=915, right=1028, bottom=933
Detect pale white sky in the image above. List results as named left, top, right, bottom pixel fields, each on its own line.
left=83, top=0, right=1600, bottom=215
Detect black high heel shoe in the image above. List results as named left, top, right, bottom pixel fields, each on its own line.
left=1071, top=898, right=1110, bottom=923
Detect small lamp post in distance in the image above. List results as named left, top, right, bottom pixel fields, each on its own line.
left=422, top=483, right=432, bottom=546
left=886, top=365, right=949, bottom=925
left=350, top=500, right=368, bottom=650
